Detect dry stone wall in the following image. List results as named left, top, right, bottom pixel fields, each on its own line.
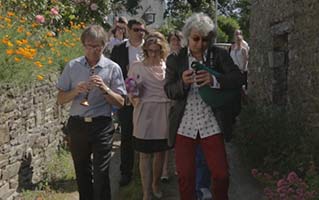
left=0, top=74, right=68, bottom=199
left=249, top=0, right=319, bottom=122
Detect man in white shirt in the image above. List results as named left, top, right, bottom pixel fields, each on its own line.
left=110, top=19, right=147, bottom=187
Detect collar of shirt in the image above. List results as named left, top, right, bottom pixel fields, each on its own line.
left=187, top=48, right=208, bottom=68
left=77, top=55, right=109, bottom=69
left=126, top=39, right=144, bottom=48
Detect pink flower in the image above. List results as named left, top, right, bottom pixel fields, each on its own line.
left=35, top=15, right=45, bottom=24
left=251, top=169, right=258, bottom=177
left=277, top=178, right=287, bottom=188
left=50, top=7, right=59, bottom=16
left=287, top=171, right=299, bottom=183
left=90, top=3, right=98, bottom=11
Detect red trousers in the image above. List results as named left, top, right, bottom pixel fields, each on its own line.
left=175, top=134, right=229, bottom=200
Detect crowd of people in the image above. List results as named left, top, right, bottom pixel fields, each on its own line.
left=56, top=12, right=249, bottom=200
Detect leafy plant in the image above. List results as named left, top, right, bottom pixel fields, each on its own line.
left=0, top=8, right=83, bottom=84
left=252, top=169, right=317, bottom=199
left=234, top=103, right=312, bottom=174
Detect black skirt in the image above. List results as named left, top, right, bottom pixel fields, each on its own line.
left=133, top=136, right=171, bottom=153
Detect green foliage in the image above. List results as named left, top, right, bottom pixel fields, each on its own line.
left=165, top=0, right=192, bottom=30
left=0, top=7, right=83, bottom=84
left=216, top=27, right=229, bottom=42
left=236, top=101, right=319, bottom=197
left=165, top=0, right=243, bottom=43
left=0, top=0, right=112, bottom=29
left=21, top=148, right=76, bottom=200
left=234, top=0, right=251, bottom=39
left=235, top=103, right=314, bottom=174
left=217, top=16, right=240, bottom=42
left=45, top=148, right=76, bottom=182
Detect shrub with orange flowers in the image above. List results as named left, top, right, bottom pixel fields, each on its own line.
left=0, top=8, right=85, bottom=84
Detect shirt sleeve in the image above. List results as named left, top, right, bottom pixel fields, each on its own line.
left=110, top=64, right=127, bottom=95
left=211, top=75, right=220, bottom=89
left=56, top=63, right=72, bottom=91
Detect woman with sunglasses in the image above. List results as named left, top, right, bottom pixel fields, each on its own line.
left=164, top=13, right=243, bottom=200
left=127, top=32, right=170, bottom=200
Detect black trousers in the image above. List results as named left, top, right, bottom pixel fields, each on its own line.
left=118, top=105, right=134, bottom=177
left=67, top=116, right=114, bottom=200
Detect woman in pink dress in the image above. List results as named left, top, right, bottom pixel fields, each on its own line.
left=128, top=32, right=170, bottom=200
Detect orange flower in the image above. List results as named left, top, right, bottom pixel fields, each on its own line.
left=4, top=17, right=11, bottom=23
left=34, top=61, right=43, bottom=68
left=17, top=26, right=24, bottom=33
left=7, top=12, right=15, bottom=17
left=7, top=41, right=13, bottom=47
left=37, top=75, right=44, bottom=81
left=14, top=57, right=21, bottom=62
left=6, top=49, right=14, bottom=55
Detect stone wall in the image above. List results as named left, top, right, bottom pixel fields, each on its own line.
left=249, top=0, right=319, bottom=123
left=0, top=74, right=68, bottom=199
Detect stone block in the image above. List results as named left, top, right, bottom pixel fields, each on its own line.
left=0, top=183, right=9, bottom=199
left=0, top=126, right=9, bottom=145
left=2, top=163, right=21, bottom=180
left=3, top=100, right=17, bottom=113
left=9, top=176, right=18, bottom=190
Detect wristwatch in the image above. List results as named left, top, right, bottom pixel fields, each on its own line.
left=105, top=87, right=111, bottom=95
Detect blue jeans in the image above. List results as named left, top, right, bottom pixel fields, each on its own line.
left=196, top=145, right=211, bottom=198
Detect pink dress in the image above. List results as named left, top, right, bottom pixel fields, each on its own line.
left=128, top=61, right=171, bottom=153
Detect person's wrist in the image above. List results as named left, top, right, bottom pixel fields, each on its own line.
left=104, top=87, right=111, bottom=95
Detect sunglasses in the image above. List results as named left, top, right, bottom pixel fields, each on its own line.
left=132, top=28, right=146, bottom=33
left=116, top=26, right=126, bottom=31
left=191, top=36, right=210, bottom=42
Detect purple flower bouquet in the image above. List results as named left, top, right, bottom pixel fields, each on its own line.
left=125, top=77, right=139, bottom=96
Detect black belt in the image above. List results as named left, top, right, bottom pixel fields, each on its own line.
left=70, top=116, right=111, bottom=123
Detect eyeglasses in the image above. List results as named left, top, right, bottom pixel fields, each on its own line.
left=190, top=36, right=209, bottom=42
left=116, top=26, right=126, bottom=31
left=84, top=44, right=104, bottom=51
left=131, top=28, right=146, bottom=33
left=147, top=48, right=161, bottom=54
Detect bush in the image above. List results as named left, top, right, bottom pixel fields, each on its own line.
left=0, top=0, right=111, bottom=29
left=252, top=169, right=317, bottom=199
left=0, top=8, right=84, bottom=84
left=235, top=102, right=319, bottom=199
left=234, top=103, right=312, bottom=174
left=217, top=16, right=240, bottom=43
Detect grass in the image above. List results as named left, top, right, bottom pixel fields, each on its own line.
left=21, top=147, right=77, bottom=200
left=117, top=153, right=143, bottom=200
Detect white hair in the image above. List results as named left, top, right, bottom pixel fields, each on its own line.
left=182, top=13, right=215, bottom=46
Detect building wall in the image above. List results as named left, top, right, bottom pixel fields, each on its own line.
left=0, top=75, right=67, bottom=199
left=249, top=0, right=319, bottom=117
left=112, top=0, right=165, bottom=29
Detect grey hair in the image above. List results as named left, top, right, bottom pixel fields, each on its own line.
left=182, top=13, right=215, bottom=46
left=81, top=24, right=108, bottom=46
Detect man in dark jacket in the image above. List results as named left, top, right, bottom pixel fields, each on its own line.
left=110, top=19, right=146, bottom=187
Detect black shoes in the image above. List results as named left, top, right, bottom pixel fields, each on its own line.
left=119, top=175, right=132, bottom=187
